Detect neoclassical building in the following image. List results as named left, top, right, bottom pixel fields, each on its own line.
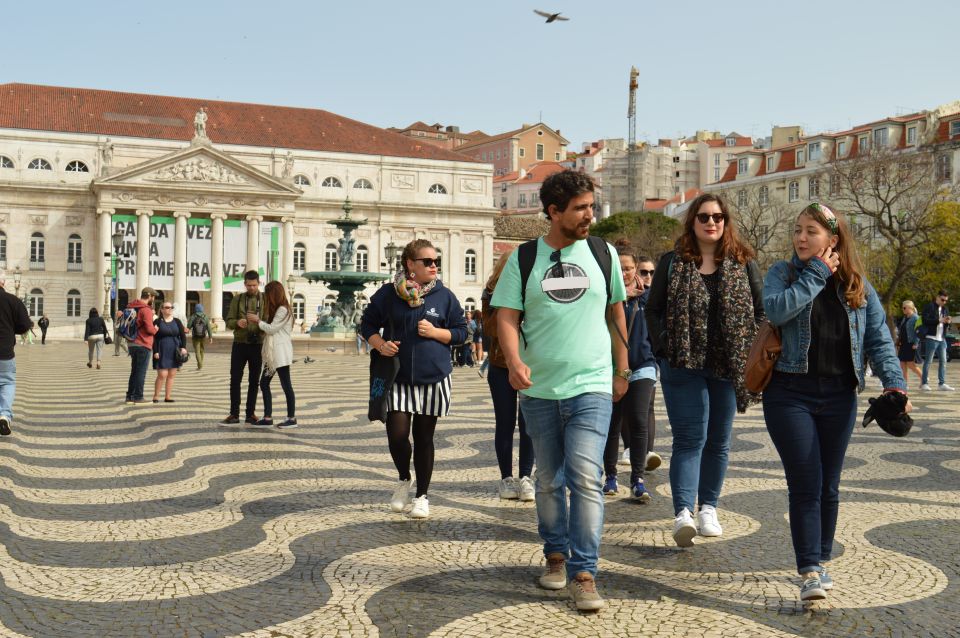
left=0, top=84, right=495, bottom=334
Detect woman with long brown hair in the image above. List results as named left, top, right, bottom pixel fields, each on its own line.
left=762, top=202, right=909, bottom=600
left=246, top=280, right=297, bottom=428
left=646, top=193, right=764, bottom=547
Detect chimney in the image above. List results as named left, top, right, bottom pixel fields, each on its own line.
left=680, top=190, right=686, bottom=204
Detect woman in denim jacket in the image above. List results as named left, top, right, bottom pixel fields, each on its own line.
left=762, top=203, right=911, bottom=602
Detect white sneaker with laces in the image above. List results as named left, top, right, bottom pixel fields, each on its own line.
left=645, top=451, right=662, bottom=472
left=518, top=476, right=535, bottom=502
left=920, top=384, right=932, bottom=391
left=410, top=495, right=429, bottom=519
left=390, top=479, right=411, bottom=512
left=939, top=383, right=955, bottom=391
left=618, top=447, right=630, bottom=466
left=697, top=504, right=723, bottom=537
left=498, top=477, right=519, bottom=499
left=673, top=508, right=697, bottom=547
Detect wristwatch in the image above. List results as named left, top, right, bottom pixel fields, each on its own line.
left=614, top=368, right=631, bottom=380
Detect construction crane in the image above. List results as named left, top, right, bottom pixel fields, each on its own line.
left=626, top=66, right=639, bottom=213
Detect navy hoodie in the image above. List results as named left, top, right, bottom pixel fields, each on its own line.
left=625, top=289, right=656, bottom=372
left=360, top=280, right=467, bottom=385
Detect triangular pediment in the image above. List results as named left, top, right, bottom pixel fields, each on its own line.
left=92, top=142, right=300, bottom=195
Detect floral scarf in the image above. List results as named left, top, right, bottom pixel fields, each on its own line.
left=665, top=256, right=761, bottom=412
left=393, top=271, right=438, bottom=307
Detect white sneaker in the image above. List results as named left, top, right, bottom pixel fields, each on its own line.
left=697, top=504, right=723, bottom=537
left=920, top=384, right=932, bottom=391
left=618, top=447, right=630, bottom=466
left=498, top=477, right=519, bottom=499
left=389, top=479, right=411, bottom=512
left=518, top=476, right=535, bottom=502
left=939, top=383, right=955, bottom=391
left=645, top=451, right=662, bottom=472
left=673, top=508, right=697, bottom=547
left=410, top=495, right=429, bottom=519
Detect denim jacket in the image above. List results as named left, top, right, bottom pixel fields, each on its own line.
left=763, top=255, right=906, bottom=393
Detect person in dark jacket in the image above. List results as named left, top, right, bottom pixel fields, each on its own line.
left=897, top=300, right=923, bottom=387
left=152, top=301, right=188, bottom=402
left=83, top=308, right=108, bottom=369
left=361, top=239, right=467, bottom=520
left=38, top=314, right=49, bottom=344
left=919, top=290, right=953, bottom=391
left=0, top=272, right=34, bottom=435
left=220, top=270, right=265, bottom=425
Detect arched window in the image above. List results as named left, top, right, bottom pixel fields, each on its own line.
left=808, top=177, right=820, bottom=199
left=356, top=244, right=369, bottom=272
left=428, top=183, right=448, bottom=194
left=464, top=249, right=477, bottom=281
left=294, top=174, right=311, bottom=187
left=65, top=160, right=89, bottom=172
left=66, top=289, right=81, bottom=318
left=353, top=178, right=373, bottom=190
left=28, top=289, right=44, bottom=317
left=28, top=158, right=52, bottom=170
left=0, top=230, right=6, bottom=268
left=293, top=242, right=306, bottom=274
left=30, top=232, right=45, bottom=269
left=463, top=297, right=477, bottom=312
left=321, top=176, right=342, bottom=188
left=67, top=233, right=83, bottom=271
left=323, top=293, right=337, bottom=310
left=292, top=294, right=306, bottom=321
left=0, top=156, right=13, bottom=169
left=788, top=181, right=799, bottom=203
left=324, top=243, right=339, bottom=271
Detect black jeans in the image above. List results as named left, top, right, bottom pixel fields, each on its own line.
left=620, top=386, right=657, bottom=454
left=230, top=342, right=263, bottom=418
left=260, top=366, right=295, bottom=418
left=604, top=378, right=656, bottom=483
left=488, top=363, right=534, bottom=479
left=126, top=345, right=151, bottom=401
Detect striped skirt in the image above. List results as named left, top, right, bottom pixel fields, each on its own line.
left=388, top=376, right=452, bottom=417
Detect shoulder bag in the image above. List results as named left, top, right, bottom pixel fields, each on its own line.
left=368, top=314, right=399, bottom=423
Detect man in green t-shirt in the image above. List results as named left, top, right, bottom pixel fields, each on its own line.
left=491, top=170, right=628, bottom=611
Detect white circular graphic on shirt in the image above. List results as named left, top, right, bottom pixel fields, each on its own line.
left=540, top=262, right=591, bottom=303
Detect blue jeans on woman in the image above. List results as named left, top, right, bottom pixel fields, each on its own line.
left=658, top=359, right=736, bottom=516
left=487, top=363, right=534, bottom=479
left=762, top=372, right=857, bottom=573
left=520, top=392, right=611, bottom=578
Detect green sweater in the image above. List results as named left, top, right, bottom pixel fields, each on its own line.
left=225, top=292, right=265, bottom=344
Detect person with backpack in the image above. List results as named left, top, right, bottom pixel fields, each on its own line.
left=83, top=308, right=109, bottom=369
left=122, top=287, right=159, bottom=405
left=220, top=270, right=265, bottom=425
left=492, top=170, right=628, bottom=612
left=188, top=304, right=213, bottom=370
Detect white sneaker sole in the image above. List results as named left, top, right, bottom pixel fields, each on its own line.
left=539, top=575, right=567, bottom=590
left=409, top=509, right=429, bottom=519
left=518, top=491, right=535, bottom=502
left=698, top=526, right=723, bottom=537
left=673, top=524, right=697, bottom=547
left=645, top=453, right=662, bottom=472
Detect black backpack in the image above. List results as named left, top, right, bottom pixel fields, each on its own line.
left=191, top=315, right=207, bottom=338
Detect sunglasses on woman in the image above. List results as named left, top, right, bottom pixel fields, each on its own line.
left=414, top=257, right=441, bottom=268
left=695, top=213, right=725, bottom=224
left=162, top=305, right=173, bottom=310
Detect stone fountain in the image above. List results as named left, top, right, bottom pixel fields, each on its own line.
left=302, top=198, right=392, bottom=337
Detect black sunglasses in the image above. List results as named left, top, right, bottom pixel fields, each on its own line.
left=638, top=269, right=654, bottom=277
left=550, top=250, right=565, bottom=278
left=695, top=213, right=726, bottom=224
left=414, top=257, right=441, bottom=268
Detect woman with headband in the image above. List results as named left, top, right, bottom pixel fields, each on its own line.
left=761, top=202, right=910, bottom=601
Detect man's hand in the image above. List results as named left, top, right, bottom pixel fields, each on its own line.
left=237, top=318, right=248, bottom=329
left=613, top=376, right=628, bottom=402
left=507, top=360, right=532, bottom=391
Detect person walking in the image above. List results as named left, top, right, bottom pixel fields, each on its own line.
left=124, top=287, right=159, bottom=405
left=646, top=193, right=764, bottom=548
left=246, top=281, right=297, bottom=429
left=38, top=314, right=49, bottom=345
left=602, top=248, right=658, bottom=503
left=0, top=272, right=34, bottom=436
left=492, top=170, right=629, bottom=611
left=152, top=301, right=187, bottom=402
left=471, top=310, right=484, bottom=367
left=83, top=308, right=108, bottom=369
left=113, top=309, right=128, bottom=356
left=897, top=301, right=923, bottom=388
left=361, top=239, right=467, bottom=520
left=187, top=304, right=213, bottom=370
left=220, top=270, right=264, bottom=425
left=920, top=290, right=953, bottom=392
left=761, top=202, right=910, bottom=601
left=481, top=249, right=535, bottom=502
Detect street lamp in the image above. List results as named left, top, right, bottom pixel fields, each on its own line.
left=13, top=265, right=21, bottom=298
left=384, top=242, right=399, bottom=272
left=286, top=272, right=296, bottom=299
left=110, top=229, right=124, bottom=328
left=102, top=269, right=112, bottom=318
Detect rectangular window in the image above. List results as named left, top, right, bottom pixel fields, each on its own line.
left=838, top=140, right=847, bottom=157
left=873, top=128, right=888, bottom=148
left=808, top=142, right=821, bottom=161
left=496, top=150, right=501, bottom=160
left=555, top=152, right=561, bottom=161
left=788, top=181, right=799, bottom=202
left=0, top=234, right=6, bottom=267
left=714, top=167, right=721, bottom=181
left=951, top=120, right=960, bottom=137
left=519, top=148, right=525, bottom=158
left=714, top=154, right=720, bottom=166
left=858, top=135, right=869, bottom=152
left=725, top=137, right=735, bottom=146
left=737, top=158, right=748, bottom=174
left=907, top=127, right=917, bottom=144
left=759, top=186, right=769, bottom=205
left=767, top=156, right=775, bottom=173
left=796, top=149, right=805, bottom=165
left=518, top=193, right=527, bottom=207
left=937, top=154, right=953, bottom=181
left=536, top=144, right=544, bottom=161
left=531, top=192, right=540, bottom=206
left=481, top=152, right=486, bottom=161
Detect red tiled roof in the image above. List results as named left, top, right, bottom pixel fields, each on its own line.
left=776, top=148, right=797, bottom=172
left=754, top=155, right=768, bottom=178
left=0, top=83, right=478, bottom=163
left=717, top=162, right=738, bottom=183
left=704, top=136, right=752, bottom=148
left=493, top=171, right=520, bottom=183
left=457, top=123, right=568, bottom=151
left=644, top=198, right=668, bottom=211
left=666, top=188, right=702, bottom=205
left=518, top=161, right=565, bottom=184
left=935, top=114, right=960, bottom=143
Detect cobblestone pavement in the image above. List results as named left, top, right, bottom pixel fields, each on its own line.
left=1, top=344, right=959, bottom=637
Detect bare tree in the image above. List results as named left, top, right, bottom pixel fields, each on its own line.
left=719, top=183, right=795, bottom=271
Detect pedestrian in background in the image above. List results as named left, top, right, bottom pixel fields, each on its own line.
left=0, top=271, right=34, bottom=436
left=114, top=310, right=128, bottom=356
left=152, top=301, right=187, bottom=403
left=920, top=290, right=953, bottom=392
left=38, top=314, right=49, bottom=344
left=83, top=308, right=108, bottom=369
left=187, top=304, right=213, bottom=370
left=247, top=281, right=297, bottom=428
left=897, top=300, right=923, bottom=388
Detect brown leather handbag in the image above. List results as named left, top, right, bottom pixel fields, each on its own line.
left=744, top=321, right=781, bottom=393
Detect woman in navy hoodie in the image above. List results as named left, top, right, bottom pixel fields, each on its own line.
left=361, top=239, right=467, bottom=519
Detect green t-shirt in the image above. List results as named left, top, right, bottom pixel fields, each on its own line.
left=491, top=237, right=626, bottom=400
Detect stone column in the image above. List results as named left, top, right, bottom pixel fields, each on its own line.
left=135, top=209, right=152, bottom=294
left=482, top=230, right=495, bottom=287
left=246, top=215, right=262, bottom=273
left=96, top=208, right=113, bottom=315
left=447, top=230, right=461, bottom=287
left=210, top=213, right=226, bottom=324
left=173, top=211, right=190, bottom=311
left=281, top=217, right=294, bottom=283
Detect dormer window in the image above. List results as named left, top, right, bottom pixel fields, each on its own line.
left=737, top=158, right=748, bottom=175
left=873, top=128, right=888, bottom=148
left=907, top=127, right=917, bottom=145
left=796, top=149, right=805, bottom=165
left=858, top=134, right=870, bottom=152
left=766, top=156, right=775, bottom=173
left=808, top=142, right=821, bottom=161
left=951, top=120, right=960, bottom=138
left=837, top=140, right=847, bottom=157
left=725, top=137, right=736, bottom=147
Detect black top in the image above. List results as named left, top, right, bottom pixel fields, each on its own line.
left=84, top=316, right=108, bottom=340
left=806, top=278, right=856, bottom=386
left=0, top=287, right=33, bottom=360
left=701, top=270, right=721, bottom=373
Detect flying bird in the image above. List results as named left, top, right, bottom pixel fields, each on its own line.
left=534, top=9, right=569, bottom=23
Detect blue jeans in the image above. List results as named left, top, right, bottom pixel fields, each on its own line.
left=519, top=392, right=611, bottom=578
left=0, top=358, right=16, bottom=420
left=126, top=345, right=152, bottom=401
left=658, top=359, right=736, bottom=515
left=487, top=364, right=534, bottom=479
left=921, top=338, right=947, bottom=386
left=762, top=372, right=857, bottom=573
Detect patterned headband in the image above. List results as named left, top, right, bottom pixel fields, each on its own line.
left=811, top=202, right=838, bottom=234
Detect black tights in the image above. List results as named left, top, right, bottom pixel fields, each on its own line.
left=386, top=411, right=438, bottom=497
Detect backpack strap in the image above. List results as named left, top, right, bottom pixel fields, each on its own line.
left=586, top=235, right=612, bottom=306
left=516, top=239, right=539, bottom=348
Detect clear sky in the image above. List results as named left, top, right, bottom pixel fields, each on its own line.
left=5, top=0, right=959, bottom=150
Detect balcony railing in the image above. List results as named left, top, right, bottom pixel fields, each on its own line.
left=67, top=261, right=83, bottom=272
left=29, top=260, right=45, bottom=271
